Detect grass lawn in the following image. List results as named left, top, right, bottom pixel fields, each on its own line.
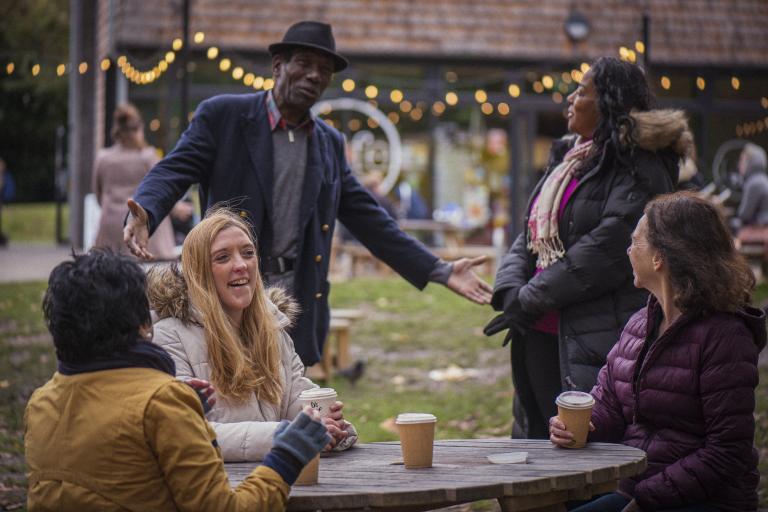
left=1, top=203, right=69, bottom=244
left=1, top=272, right=767, bottom=509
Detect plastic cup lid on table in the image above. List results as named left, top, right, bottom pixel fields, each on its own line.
left=395, top=413, right=437, bottom=424
left=299, top=387, right=337, bottom=399
left=556, top=391, right=595, bottom=409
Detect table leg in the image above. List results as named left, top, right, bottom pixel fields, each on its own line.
left=498, top=491, right=568, bottom=512
left=336, top=326, right=351, bottom=369
left=321, top=334, right=334, bottom=380
left=567, top=480, right=618, bottom=500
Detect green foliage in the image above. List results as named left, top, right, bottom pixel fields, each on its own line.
left=0, top=0, right=69, bottom=201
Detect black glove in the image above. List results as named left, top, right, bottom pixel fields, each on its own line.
left=272, top=412, right=331, bottom=467
left=484, top=313, right=511, bottom=337
left=484, top=288, right=536, bottom=342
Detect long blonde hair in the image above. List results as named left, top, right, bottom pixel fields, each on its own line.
left=181, top=209, right=282, bottom=404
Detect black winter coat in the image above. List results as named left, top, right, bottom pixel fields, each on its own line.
left=489, top=110, right=691, bottom=393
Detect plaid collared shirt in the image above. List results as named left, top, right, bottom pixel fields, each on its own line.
left=266, top=90, right=315, bottom=136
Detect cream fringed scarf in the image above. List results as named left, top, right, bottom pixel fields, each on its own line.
left=527, top=138, right=594, bottom=268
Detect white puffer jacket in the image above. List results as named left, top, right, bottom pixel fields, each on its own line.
left=148, top=266, right=343, bottom=462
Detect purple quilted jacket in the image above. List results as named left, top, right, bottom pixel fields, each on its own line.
left=588, top=297, right=766, bottom=511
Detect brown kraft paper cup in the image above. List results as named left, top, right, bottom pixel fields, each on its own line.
left=396, top=413, right=437, bottom=468
left=556, top=391, right=595, bottom=449
left=294, top=454, right=320, bottom=485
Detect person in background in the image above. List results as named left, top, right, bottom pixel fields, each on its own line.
left=149, top=208, right=357, bottom=462
left=124, top=20, right=491, bottom=369
left=25, top=249, right=330, bottom=511
left=395, top=179, right=430, bottom=221
left=485, top=57, right=690, bottom=439
left=735, top=142, right=768, bottom=229
left=675, top=145, right=704, bottom=192
left=550, top=192, right=763, bottom=511
left=92, top=104, right=177, bottom=259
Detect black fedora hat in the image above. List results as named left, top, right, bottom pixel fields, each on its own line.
left=268, top=21, right=348, bottom=72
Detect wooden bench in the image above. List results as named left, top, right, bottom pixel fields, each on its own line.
left=309, top=309, right=363, bottom=381
left=433, top=245, right=497, bottom=275
left=330, top=242, right=392, bottom=280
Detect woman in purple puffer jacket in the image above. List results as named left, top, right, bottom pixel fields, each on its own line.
left=550, top=191, right=765, bottom=512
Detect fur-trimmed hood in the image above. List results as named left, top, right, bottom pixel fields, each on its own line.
left=628, top=109, right=693, bottom=158
left=550, top=108, right=694, bottom=169
left=146, top=264, right=299, bottom=329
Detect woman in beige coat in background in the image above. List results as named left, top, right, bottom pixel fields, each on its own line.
left=148, top=208, right=357, bottom=462
left=92, top=103, right=176, bottom=259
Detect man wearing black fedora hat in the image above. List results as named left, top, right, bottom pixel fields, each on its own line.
left=124, top=20, right=492, bottom=368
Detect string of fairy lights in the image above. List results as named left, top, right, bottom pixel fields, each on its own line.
left=3, top=33, right=766, bottom=137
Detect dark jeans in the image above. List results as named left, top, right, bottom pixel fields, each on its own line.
left=568, top=493, right=721, bottom=512
left=510, top=329, right=561, bottom=439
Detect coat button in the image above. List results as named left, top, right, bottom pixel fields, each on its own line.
left=315, top=292, right=322, bottom=299
left=321, top=224, right=330, bottom=232
left=239, top=211, right=248, bottom=218
left=315, top=254, right=322, bottom=263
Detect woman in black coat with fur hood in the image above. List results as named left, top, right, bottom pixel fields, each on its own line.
left=485, top=57, right=693, bottom=439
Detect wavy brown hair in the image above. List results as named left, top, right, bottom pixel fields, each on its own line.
left=644, top=191, right=755, bottom=313
left=181, top=208, right=282, bottom=404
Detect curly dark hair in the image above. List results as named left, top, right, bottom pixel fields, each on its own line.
left=644, top=191, right=755, bottom=313
left=582, top=57, right=654, bottom=171
left=43, top=249, right=151, bottom=363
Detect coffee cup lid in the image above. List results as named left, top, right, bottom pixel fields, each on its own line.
left=556, top=391, right=595, bottom=409
left=395, top=413, right=437, bottom=424
left=299, top=387, right=337, bottom=399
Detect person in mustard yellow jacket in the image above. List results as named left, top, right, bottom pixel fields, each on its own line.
left=25, top=249, right=330, bottom=511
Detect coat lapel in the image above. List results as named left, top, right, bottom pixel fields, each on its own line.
left=242, top=93, right=274, bottom=222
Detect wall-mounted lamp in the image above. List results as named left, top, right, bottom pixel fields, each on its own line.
left=564, top=9, right=591, bottom=43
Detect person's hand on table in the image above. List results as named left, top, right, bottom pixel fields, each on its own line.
left=272, top=406, right=331, bottom=467
left=123, top=198, right=153, bottom=260
left=326, top=400, right=345, bottom=422
left=446, top=256, right=493, bottom=305
left=548, top=416, right=594, bottom=447
left=321, top=401, right=350, bottom=450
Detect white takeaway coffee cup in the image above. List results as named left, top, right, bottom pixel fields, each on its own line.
left=298, top=387, right=338, bottom=418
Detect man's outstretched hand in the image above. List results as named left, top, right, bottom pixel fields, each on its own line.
left=123, top=198, right=153, bottom=260
left=446, top=255, right=493, bottom=305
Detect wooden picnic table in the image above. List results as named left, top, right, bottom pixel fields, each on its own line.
left=398, top=219, right=466, bottom=248
left=226, top=438, right=646, bottom=512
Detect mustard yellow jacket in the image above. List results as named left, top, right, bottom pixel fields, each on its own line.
left=24, top=368, right=289, bottom=511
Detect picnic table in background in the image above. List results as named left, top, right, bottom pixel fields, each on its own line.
left=330, top=220, right=496, bottom=279
left=226, top=438, right=646, bottom=512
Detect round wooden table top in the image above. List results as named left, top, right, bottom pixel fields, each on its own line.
left=226, top=438, right=647, bottom=512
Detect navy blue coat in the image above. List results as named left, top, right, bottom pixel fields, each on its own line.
left=134, top=92, right=438, bottom=365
